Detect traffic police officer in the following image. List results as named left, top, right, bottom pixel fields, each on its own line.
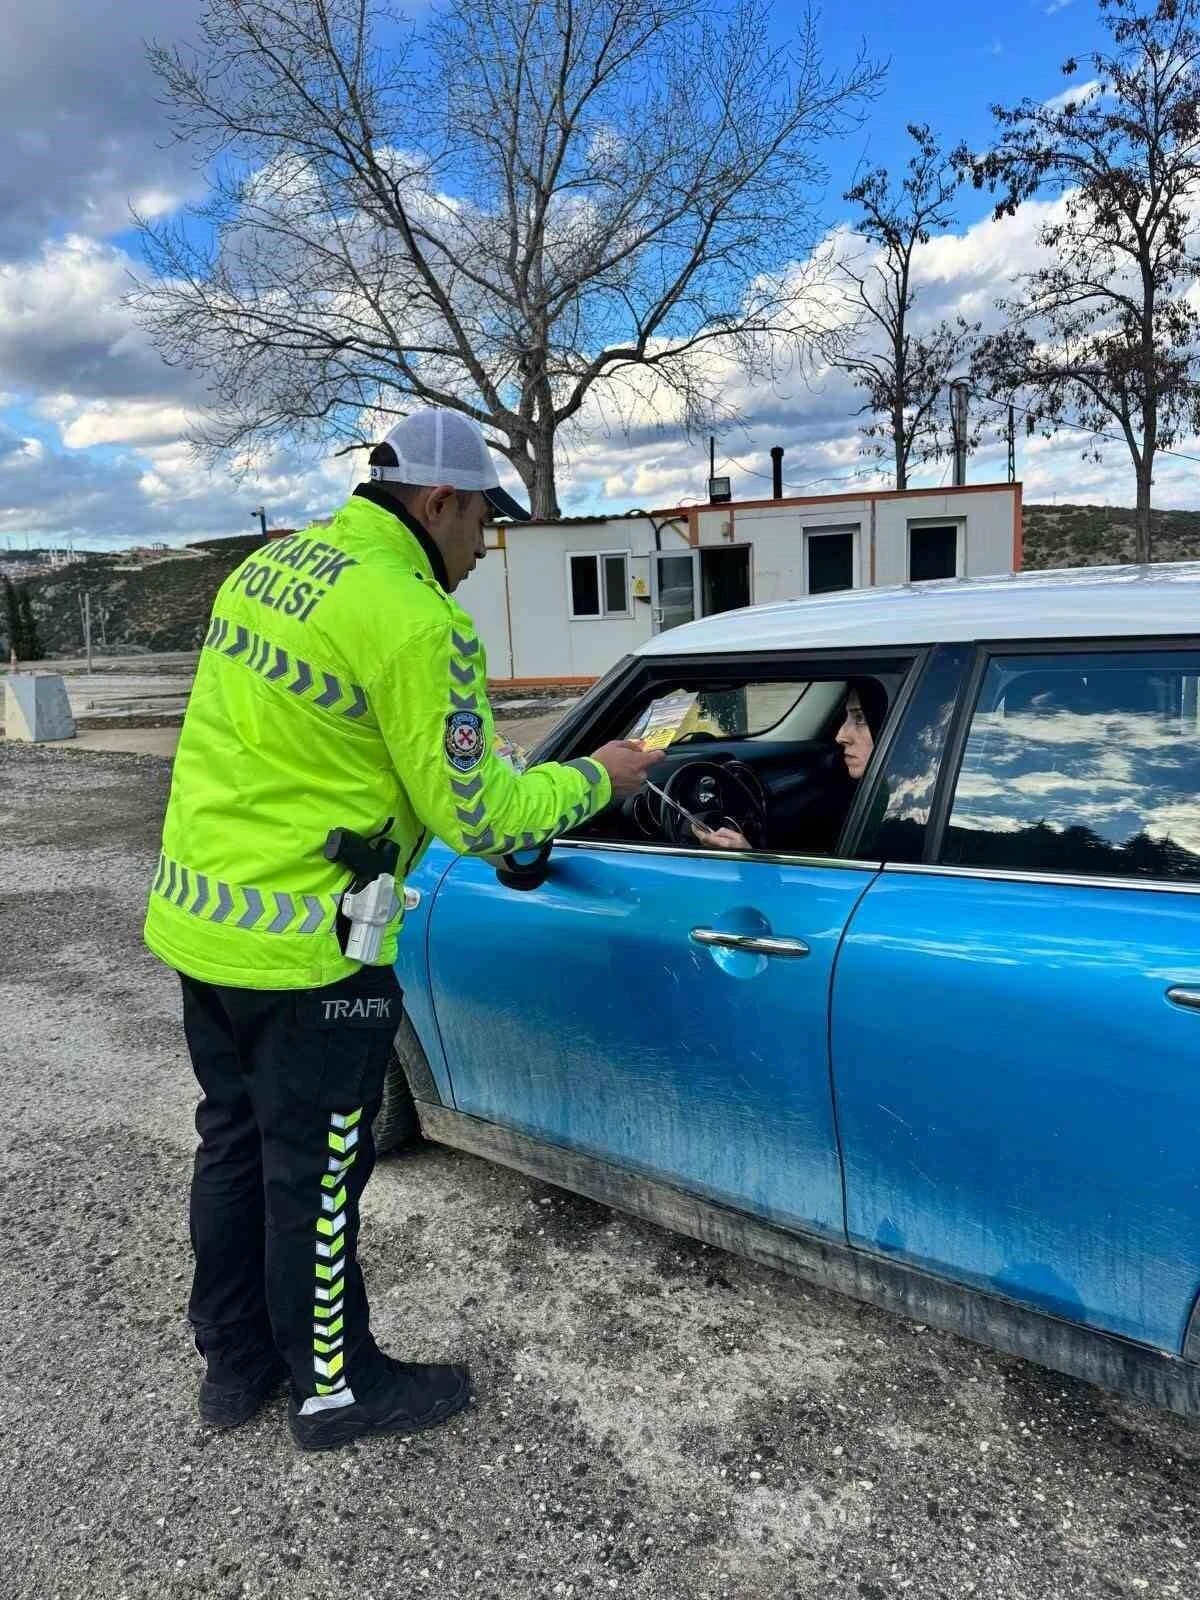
left=145, top=409, right=660, bottom=1451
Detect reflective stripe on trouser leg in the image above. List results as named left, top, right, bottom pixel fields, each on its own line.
left=303, top=1109, right=363, bottom=1413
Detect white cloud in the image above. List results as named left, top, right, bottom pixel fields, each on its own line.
left=0, top=236, right=204, bottom=403
left=1043, top=78, right=1103, bottom=112
left=128, top=187, right=187, bottom=223
left=40, top=397, right=198, bottom=451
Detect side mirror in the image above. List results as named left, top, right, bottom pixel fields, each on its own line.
left=494, top=841, right=553, bottom=892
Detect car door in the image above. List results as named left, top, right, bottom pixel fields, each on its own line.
left=426, top=844, right=872, bottom=1235
left=421, top=654, right=908, bottom=1239
left=833, top=641, right=1200, bottom=1352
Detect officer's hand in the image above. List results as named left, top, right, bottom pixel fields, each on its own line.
left=591, top=739, right=664, bottom=799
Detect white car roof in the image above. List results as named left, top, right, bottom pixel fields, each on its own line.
left=635, top=561, right=1200, bottom=657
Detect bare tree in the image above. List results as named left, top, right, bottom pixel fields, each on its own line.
left=833, top=125, right=978, bottom=489
left=132, top=0, right=882, bottom=516
left=967, top=0, right=1200, bottom=562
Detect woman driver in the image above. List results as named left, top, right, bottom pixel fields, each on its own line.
left=695, top=677, right=888, bottom=852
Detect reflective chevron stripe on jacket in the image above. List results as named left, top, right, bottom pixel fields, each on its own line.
left=150, top=853, right=341, bottom=935
left=203, top=617, right=370, bottom=721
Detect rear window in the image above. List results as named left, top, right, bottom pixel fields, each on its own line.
left=942, top=649, right=1200, bottom=883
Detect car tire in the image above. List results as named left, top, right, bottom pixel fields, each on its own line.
left=372, top=1014, right=426, bottom=1155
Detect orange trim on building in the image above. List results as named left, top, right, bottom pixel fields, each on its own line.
left=1012, top=481, right=1024, bottom=571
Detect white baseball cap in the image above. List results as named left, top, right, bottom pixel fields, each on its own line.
left=368, top=408, right=530, bottom=521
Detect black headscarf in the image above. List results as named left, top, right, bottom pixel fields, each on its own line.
left=845, top=676, right=889, bottom=741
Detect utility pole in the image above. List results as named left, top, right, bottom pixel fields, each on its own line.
left=1007, top=404, right=1016, bottom=484
left=251, top=507, right=268, bottom=539
left=950, top=380, right=970, bottom=488
left=84, top=591, right=93, bottom=675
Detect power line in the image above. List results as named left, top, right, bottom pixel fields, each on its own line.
left=719, top=453, right=884, bottom=494
left=716, top=382, right=1200, bottom=503
left=966, top=386, right=1200, bottom=469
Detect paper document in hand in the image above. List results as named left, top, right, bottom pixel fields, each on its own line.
left=493, top=734, right=528, bottom=772
left=629, top=689, right=706, bottom=751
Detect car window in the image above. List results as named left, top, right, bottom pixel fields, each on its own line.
left=942, top=649, right=1200, bottom=882
left=854, top=644, right=971, bottom=865
left=567, top=664, right=907, bottom=860
left=624, top=681, right=841, bottom=746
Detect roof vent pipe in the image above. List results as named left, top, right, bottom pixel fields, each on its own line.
left=770, top=446, right=784, bottom=500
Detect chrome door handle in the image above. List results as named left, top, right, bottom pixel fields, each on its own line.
left=403, top=888, right=422, bottom=912
left=1167, top=986, right=1200, bottom=1013
left=691, top=928, right=810, bottom=959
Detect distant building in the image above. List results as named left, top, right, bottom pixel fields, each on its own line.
left=1, top=548, right=88, bottom=579
left=460, top=481, right=1023, bottom=684
left=119, top=545, right=204, bottom=566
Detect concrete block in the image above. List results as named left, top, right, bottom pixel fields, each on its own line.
left=4, top=673, right=76, bottom=742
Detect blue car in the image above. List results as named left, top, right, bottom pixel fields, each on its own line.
left=379, top=562, right=1200, bottom=1417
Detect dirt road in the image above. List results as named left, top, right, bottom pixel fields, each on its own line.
left=2, top=742, right=1198, bottom=1600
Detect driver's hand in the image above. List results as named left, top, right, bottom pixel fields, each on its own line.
left=693, top=824, right=751, bottom=851
left=591, top=739, right=664, bottom=798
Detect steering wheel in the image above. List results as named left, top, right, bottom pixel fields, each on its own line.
left=651, top=758, right=768, bottom=848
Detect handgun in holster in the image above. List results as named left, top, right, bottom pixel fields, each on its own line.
left=324, top=827, right=401, bottom=963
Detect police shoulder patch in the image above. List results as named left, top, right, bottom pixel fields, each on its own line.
left=445, top=710, right=486, bottom=772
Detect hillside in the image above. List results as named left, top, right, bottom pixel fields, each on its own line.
left=1021, top=504, right=1200, bottom=568
left=12, top=541, right=256, bottom=656
left=6, top=506, right=1200, bottom=658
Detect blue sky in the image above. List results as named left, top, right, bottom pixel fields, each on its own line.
left=0, top=0, right=1168, bottom=552
left=790, top=0, right=1106, bottom=224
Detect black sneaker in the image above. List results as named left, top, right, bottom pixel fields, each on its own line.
left=288, top=1360, right=472, bottom=1452
left=199, top=1355, right=289, bottom=1429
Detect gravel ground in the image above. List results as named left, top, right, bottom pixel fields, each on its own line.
left=2, top=742, right=1199, bottom=1600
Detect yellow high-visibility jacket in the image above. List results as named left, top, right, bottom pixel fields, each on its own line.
left=144, top=486, right=609, bottom=989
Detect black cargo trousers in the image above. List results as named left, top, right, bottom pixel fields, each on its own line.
left=179, top=961, right=402, bottom=1406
